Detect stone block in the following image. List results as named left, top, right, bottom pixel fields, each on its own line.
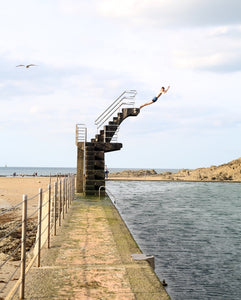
left=131, top=254, right=155, bottom=269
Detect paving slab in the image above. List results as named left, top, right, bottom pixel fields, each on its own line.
left=15, top=195, right=171, bottom=299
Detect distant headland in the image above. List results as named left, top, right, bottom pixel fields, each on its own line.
left=109, top=157, right=241, bottom=182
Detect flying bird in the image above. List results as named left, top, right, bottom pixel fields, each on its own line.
left=16, top=64, right=38, bottom=68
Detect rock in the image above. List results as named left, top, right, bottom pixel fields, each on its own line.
left=170, top=157, right=241, bottom=182
left=0, top=219, right=37, bottom=261
left=109, top=157, right=241, bottom=182
left=110, top=169, right=157, bottom=177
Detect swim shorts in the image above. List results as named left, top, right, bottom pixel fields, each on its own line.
left=152, top=96, right=158, bottom=102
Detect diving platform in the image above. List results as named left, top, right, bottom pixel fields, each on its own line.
left=76, top=91, right=140, bottom=195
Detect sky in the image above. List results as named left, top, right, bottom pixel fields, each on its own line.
left=0, top=0, right=241, bottom=169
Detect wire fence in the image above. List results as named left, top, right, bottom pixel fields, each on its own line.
left=0, top=174, right=75, bottom=300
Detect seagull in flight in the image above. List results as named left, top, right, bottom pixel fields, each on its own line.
left=16, top=64, right=38, bottom=68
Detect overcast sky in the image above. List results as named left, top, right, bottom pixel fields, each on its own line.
left=1, top=0, right=241, bottom=169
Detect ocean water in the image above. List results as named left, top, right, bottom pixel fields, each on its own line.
left=0, top=167, right=76, bottom=176
left=0, top=167, right=177, bottom=176
left=106, top=180, right=241, bottom=300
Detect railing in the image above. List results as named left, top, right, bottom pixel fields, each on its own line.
left=95, top=90, right=137, bottom=131
left=0, top=175, right=75, bottom=300
left=103, top=125, right=119, bottom=143
left=99, top=186, right=118, bottom=204
left=76, top=123, right=87, bottom=174
left=75, top=123, right=87, bottom=145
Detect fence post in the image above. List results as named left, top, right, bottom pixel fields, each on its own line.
left=47, top=184, right=51, bottom=249
left=54, top=182, right=57, bottom=236
left=62, top=178, right=65, bottom=220
left=65, top=178, right=68, bottom=214
left=70, top=176, right=72, bottom=204
left=67, top=177, right=70, bottom=209
left=72, top=175, right=75, bottom=201
left=73, top=176, right=75, bottom=200
left=59, top=179, right=62, bottom=227
left=19, top=194, right=27, bottom=300
left=37, top=188, right=43, bottom=268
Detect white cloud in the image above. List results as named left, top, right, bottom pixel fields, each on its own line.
left=58, top=0, right=96, bottom=15
left=209, top=25, right=241, bottom=38
left=99, top=0, right=241, bottom=28
left=174, top=51, right=241, bottom=72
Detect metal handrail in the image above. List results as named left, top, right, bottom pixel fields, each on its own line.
left=104, top=126, right=119, bottom=143
left=99, top=186, right=118, bottom=204
left=95, top=90, right=137, bottom=130
left=75, top=124, right=87, bottom=145
left=75, top=123, right=87, bottom=175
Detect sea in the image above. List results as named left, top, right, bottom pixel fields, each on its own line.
left=0, top=167, right=174, bottom=177
left=1, top=167, right=241, bottom=299
left=0, top=166, right=77, bottom=177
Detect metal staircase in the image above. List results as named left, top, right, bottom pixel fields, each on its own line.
left=94, top=90, right=138, bottom=143
left=92, top=107, right=140, bottom=143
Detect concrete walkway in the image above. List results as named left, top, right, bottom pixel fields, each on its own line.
left=21, top=195, right=171, bottom=299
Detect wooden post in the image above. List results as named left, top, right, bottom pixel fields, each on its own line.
left=67, top=177, right=70, bottom=209
left=47, top=184, right=51, bottom=249
left=59, top=180, right=62, bottom=226
left=65, top=178, right=68, bottom=214
left=62, top=178, right=65, bottom=220
left=54, top=182, right=57, bottom=236
left=19, top=194, right=27, bottom=300
left=37, top=188, right=43, bottom=268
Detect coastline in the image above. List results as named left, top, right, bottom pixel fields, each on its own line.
left=108, top=156, right=241, bottom=182
left=108, top=176, right=241, bottom=183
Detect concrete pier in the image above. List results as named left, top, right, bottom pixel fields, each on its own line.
left=19, top=194, right=171, bottom=299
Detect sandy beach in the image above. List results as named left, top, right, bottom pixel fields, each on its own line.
left=0, top=177, right=58, bottom=214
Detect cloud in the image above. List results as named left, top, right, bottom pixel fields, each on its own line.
left=58, top=0, right=96, bottom=16
left=1, top=0, right=241, bottom=168
left=0, top=52, right=143, bottom=143
left=209, top=25, right=241, bottom=38
left=174, top=51, right=241, bottom=73
left=98, top=0, right=241, bottom=28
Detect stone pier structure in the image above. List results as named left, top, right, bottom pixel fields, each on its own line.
left=76, top=107, right=140, bottom=195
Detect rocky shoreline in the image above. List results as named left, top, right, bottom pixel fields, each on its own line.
left=109, top=157, right=241, bottom=182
